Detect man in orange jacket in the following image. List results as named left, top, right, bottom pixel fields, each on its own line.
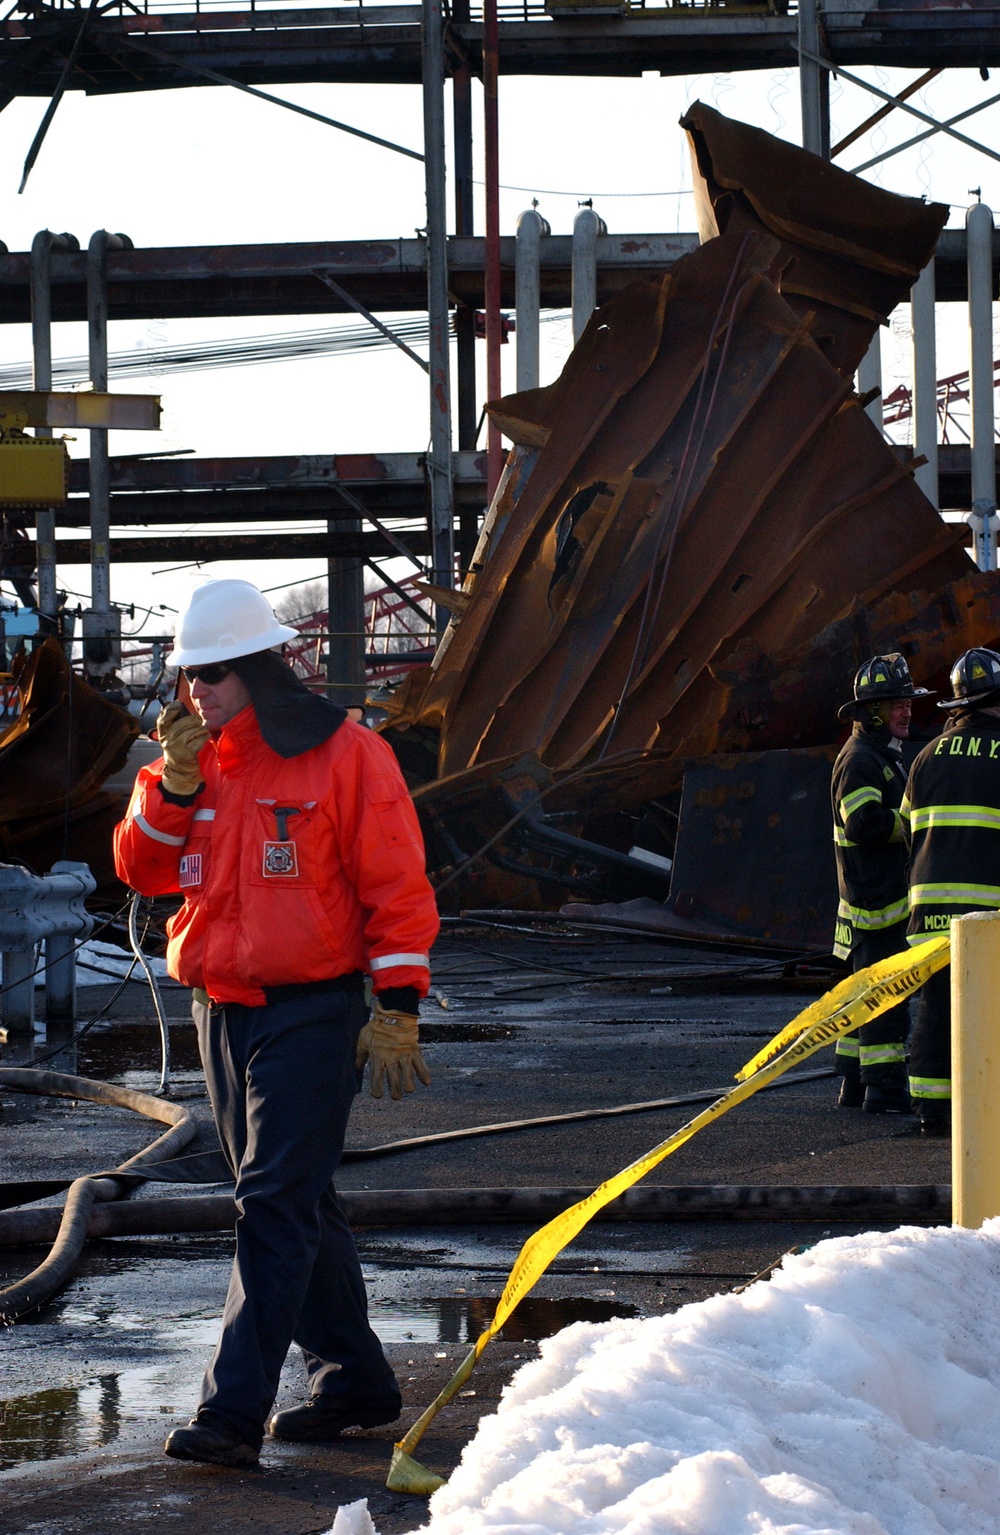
left=114, top=578, right=440, bottom=1468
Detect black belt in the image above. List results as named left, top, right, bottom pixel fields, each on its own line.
left=262, top=973, right=365, bottom=1006
left=194, top=973, right=365, bottom=1009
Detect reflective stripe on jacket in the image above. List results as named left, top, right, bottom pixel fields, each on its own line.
left=830, top=729, right=908, bottom=959
left=903, top=711, right=1000, bottom=944
left=114, top=706, right=439, bottom=1006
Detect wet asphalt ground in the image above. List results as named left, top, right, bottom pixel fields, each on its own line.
left=0, top=923, right=951, bottom=1532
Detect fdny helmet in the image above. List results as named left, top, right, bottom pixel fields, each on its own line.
left=837, top=653, right=933, bottom=723
left=939, top=647, right=1000, bottom=711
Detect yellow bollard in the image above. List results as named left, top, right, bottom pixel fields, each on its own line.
left=951, top=911, right=1000, bottom=1228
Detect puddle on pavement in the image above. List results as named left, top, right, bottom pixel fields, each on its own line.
left=3, top=1021, right=203, bottom=1081
left=371, top=1293, right=637, bottom=1343
left=417, top=1020, right=524, bottom=1042
left=0, top=1295, right=636, bottom=1472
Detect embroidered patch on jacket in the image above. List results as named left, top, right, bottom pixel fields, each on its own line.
left=179, top=853, right=203, bottom=888
left=262, top=840, right=299, bottom=878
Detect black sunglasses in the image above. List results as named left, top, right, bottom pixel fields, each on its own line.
left=182, top=663, right=231, bottom=685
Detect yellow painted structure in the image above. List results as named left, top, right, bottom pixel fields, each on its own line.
left=951, top=910, right=1000, bottom=1228
left=0, top=435, right=67, bottom=506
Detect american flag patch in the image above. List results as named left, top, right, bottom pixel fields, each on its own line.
left=179, top=853, right=203, bottom=888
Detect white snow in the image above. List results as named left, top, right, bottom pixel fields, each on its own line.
left=34, top=939, right=168, bottom=988
left=338, top=1222, right=1000, bottom=1535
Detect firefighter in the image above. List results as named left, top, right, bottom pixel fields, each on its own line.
left=831, top=654, right=932, bottom=1112
left=901, top=647, right=1000, bottom=1136
left=114, top=578, right=440, bottom=1467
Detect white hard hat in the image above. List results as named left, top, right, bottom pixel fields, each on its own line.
left=166, top=579, right=299, bottom=667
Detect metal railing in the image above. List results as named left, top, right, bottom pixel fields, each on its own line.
left=4, top=0, right=797, bottom=23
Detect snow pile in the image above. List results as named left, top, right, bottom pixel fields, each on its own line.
left=34, top=939, right=168, bottom=988
left=380, top=1223, right=1000, bottom=1535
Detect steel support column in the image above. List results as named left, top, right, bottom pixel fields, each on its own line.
left=85, top=229, right=130, bottom=679
left=911, top=259, right=938, bottom=508
left=967, top=200, right=997, bottom=570
left=30, top=228, right=78, bottom=630
left=571, top=205, right=606, bottom=343
left=515, top=208, right=550, bottom=391
left=858, top=330, right=884, bottom=435
left=422, top=0, right=454, bottom=630
left=326, top=517, right=366, bottom=706
left=452, top=0, right=477, bottom=454
left=483, top=0, right=503, bottom=505
left=798, top=0, right=830, bottom=158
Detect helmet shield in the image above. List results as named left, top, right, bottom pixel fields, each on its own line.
left=837, top=653, right=933, bottom=722
left=940, top=648, right=1000, bottom=710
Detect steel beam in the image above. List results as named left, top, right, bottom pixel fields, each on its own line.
left=0, top=233, right=989, bottom=325
left=2, top=8, right=1000, bottom=95
left=46, top=530, right=432, bottom=563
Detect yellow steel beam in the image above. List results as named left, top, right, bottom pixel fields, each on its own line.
left=0, top=391, right=161, bottom=431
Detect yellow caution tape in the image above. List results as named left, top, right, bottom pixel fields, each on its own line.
left=735, top=933, right=949, bottom=1082
left=386, top=934, right=950, bottom=1495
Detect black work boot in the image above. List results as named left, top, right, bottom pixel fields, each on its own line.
left=837, top=1073, right=864, bottom=1109
left=165, top=1416, right=260, bottom=1467
left=863, top=1084, right=914, bottom=1115
left=268, top=1391, right=402, bottom=1442
left=916, top=1100, right=952, bottom=1138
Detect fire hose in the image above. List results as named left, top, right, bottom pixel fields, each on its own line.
left=0, top=1068, right=196, bottom=1323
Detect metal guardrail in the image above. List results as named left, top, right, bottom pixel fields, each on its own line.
left=0, top=861, right=96, bottom=1034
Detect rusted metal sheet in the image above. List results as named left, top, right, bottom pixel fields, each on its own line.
left=0, top=639, right=138, bottom=891
left=381, top=108, right=999, bottom=920
left=667, top=748, right=839, bottom=950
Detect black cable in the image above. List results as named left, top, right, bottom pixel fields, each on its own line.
left=340, top=1067, right=836, bottom=1162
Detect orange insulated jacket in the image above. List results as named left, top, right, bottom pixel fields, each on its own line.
left=114, top=706, right=439, bottom=1007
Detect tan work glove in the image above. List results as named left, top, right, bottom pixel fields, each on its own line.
left=155, top=701, right=210, bottom=796
left=356, top=999, right=432, bottom=1101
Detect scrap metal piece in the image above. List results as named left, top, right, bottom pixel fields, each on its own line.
left=380, top=107, right=999, bottom=924
left=0, top=638, right=138, bottom=890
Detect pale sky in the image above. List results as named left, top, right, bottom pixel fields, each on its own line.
left=1, top=55, right=998, bottom=638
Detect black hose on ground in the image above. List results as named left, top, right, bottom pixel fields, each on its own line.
left=0, top=1068, right=196, bottom=1322
left=341, top=1067, right=837, bottom=1162
left=0, top=1183, right=952, bottom=1248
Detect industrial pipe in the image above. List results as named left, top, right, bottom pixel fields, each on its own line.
left=0, top=1067, right=195, bottom=1320
left=0, top=1183, right=952, bottom=1249
left=967, top=200, right=997, bottom=571
left=951, top=911, right=1000, bottom=1228
left=571, top=206, right=607, bottom=344
left=84, top=230, right=132, bottom=680
left=515, top=208, right=551, bottom=392
left=31, top=229, right=79, bottom=627
left=911, top=258, right=939, bottom=507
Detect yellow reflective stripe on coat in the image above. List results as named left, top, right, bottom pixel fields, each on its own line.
left=909, top=805, right=1000, bottom=833
left=889, top=809, right=904, bottom=844
left=837, top=895, right=909, bottom=929
left=910, top=882, right=1000, bottom=908
left=841, top=786, right=882, bottom=817
left=736, top=934, right=949, bottom=1082
left=833, top=827, right=856, bottom=847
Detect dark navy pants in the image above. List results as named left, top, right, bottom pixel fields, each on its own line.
left=192, top=985, right=399, bottom=1446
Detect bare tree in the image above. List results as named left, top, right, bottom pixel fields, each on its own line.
left=274, top=580, right=328, bottom=624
